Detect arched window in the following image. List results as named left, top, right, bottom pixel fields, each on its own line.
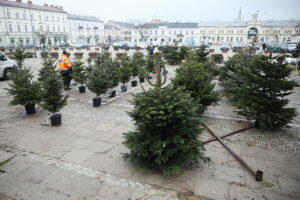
left=261, top=37, right=264, bottom=42
left=282, top=37, right=286, bottom=43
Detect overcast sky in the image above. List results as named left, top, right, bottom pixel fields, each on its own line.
left=32, top=0, right=300, bottom=22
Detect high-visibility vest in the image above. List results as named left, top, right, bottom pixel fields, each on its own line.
left=58, top=54, right=71, bottom=70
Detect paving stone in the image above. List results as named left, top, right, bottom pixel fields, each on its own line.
left=41, top=168, right=103, bottom=199
left=42, top=144, right=73, bottom=159
left=193, top=178, right=229, bottom=200
left=228, top=184, right=266, bottom=200
left=60, top=149, right=94, bottom=165
left=67, top=137, right=94, bottom=149
left=0, top=151, right=15, bottom=164
left=86, top=141, right=115, bottom=153
left=213, top=164, right=246, bottom=184
left=102, top=156, right=136, bottom=178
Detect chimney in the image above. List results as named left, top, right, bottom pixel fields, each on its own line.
left=16, top=0, right=21, bottom=3
left=27, top=0, right=32, bottom=5
left=44, top=3, right=48, bottom=7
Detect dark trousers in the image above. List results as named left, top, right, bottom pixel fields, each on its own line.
left=60, top=70, right=72, bottom=88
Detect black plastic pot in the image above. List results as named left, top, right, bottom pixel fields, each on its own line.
left=120, top=85, right=127, bottom=92
left=109, top=90, right=116, bottom=97
left=148, top=75, right=152, bottom=79
left=139, top=77, right=145, bottom=82
left=50, top=114, right=61, bottom=126
left=93, top=97, right=101, bottom=107
left=131, top=80, right=137, bottom=87
left=25, top=104, right=35, bottom=115
left=79, top=86, right=86, bottom=93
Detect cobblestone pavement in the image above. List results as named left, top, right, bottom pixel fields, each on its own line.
left=0, top=57, right=299, bottom=200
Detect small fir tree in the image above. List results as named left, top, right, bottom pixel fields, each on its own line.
left=39, top=57, right=68, bottom=113
left=164, top=46, right=182, bottom=65
left=6, top=45, right=41, bottom=109
left=107, top=61, right=121, bottom=88
left=123, top=56, right=210, bottom=175
left=179, top=46, right=191, bottom=60
left=172, top=61, right=219, bottom=114
left=86, top=54, right=112, bottom=98
left=120, top=59, right=132, bottom=84
left=72, top=60, right=87, bottom=86
left=195, top=44, right=209, bottom=63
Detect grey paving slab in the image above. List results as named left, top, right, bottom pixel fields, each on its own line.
left=60, top=148, right=94, bottom=165
left=0, top=151, right=15, bottom=164
left=86, top=140, right=115, bottom=153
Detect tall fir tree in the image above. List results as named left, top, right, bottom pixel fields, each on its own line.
left=123, top=55, right=210, bottom=175
left=220, top=52, right=299, bottom=129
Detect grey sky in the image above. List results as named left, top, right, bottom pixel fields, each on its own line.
left=33, top=0, right=300, bottom=22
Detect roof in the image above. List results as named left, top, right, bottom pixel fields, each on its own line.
left=104, top=24, right=120, bottom=30
left=107, top=20, right=134, bottom=28
left=139, top=23, right=198, bottom=29
left=67, top=14, right=103, bottom=22
left=261, top=20, right=300, bottom=27
left=0, top=0, right=66, bottom=13
left=198, top=21, right=247, bottom=27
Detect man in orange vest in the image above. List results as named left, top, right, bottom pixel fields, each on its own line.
left=58, top=50, right=72, bottom=90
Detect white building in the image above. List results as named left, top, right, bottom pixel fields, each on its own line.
left=67, top=14, right=104, bottom=45
left=131, top=23, right=198, bottom=45
left=0, top=0, right=68, bottom=47
left=198, top=20, right=300, bottom=45
left=131, top=20, right=300, bottom=46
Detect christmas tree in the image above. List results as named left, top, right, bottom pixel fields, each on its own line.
left=123, top=56, right=210, bottom=175
left=72, top=60, right=87, bottom=86
left=86, top=54, right=112, bottom=98
left=220, top=51, right=299, bottom=129
left=172, top=61, right=219, bottom=114
left=39, top=57, right=68, bottom=113
left=6, top=45, right=41, bottom=113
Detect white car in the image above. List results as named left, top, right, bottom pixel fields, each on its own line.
left=0, top=52, right=17, bottom=80
left=137, top=42, right=148, bottom=49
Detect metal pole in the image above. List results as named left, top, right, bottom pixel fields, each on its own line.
left=203, top=126, right=254, bottom=144
left=202, top=123, right=263, bottom=182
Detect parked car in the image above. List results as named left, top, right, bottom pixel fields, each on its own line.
left=266, top=45, right=280, bottom=53
left=286, top=43, right=297, bottom=53
left=128, top=42, right=137, bottom=49
left=0, top=52, right=17, bottom=80
left=137, top=42, right=148, bottom=49
left=279, top=43, right=288, bottom=52
left=220, top=44, right=231, bottom=51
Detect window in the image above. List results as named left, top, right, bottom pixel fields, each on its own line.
left=155, top=31, right=157, bottom=35
left=63, top=27, right=65, bottom=32
left=23, top=13, right=26, bottom=19
left=191, top=30, right=194, bottom=35
left=162, top=30, right=164, bottom=35
left=25, top=25, right=28, bottom=32
left=40, top=26, right=43, bottom=31
left=52, top=16, right=54, bottom=21
left=16, top=13, right=19, bottom=19
left=57, top=17, right=59, bottom=21
left=230, top=37, right=233, bottom=42
left=46, top=15, right=48, bottom=21
left=7, top=12, right=10, bottom=19
left=174, top=30, right=176, bottom=35
left=0, top=38, right=2, bottom=43
left=17, top=25, right=20, bottom=32
left=9, top=24, right=12, bottom=32
left=30, top=14, right=34, bottom=20
left=32, top=25, right=35, bottom=31
left=169, top=30, right=171, bottom=35
left=26, top=38, right=30, bottom=44
left=39, top=15, right=41, bottom=20
left=58, top=26, right=60, bottom=32
left=53, top=26, right=55, bottom=32
left=47, top=26, right=49, bottom=31
left=282, top=37, right=286, bottom=43
left=240, top=37, right=243, bottom=41
left=10, top=38, right=15, bottom=45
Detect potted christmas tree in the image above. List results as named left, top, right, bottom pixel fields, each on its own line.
left=107, top=61, right=121, bottom=97
left=133, top=52, right=146, bottom=83
left=6, top=45, right=42, bottom=115
left=72, top=60, right=87, bottom=93
left=39, top=57, right=68, bottom=126
left=119, top=59, right=132, bottom=92
left=130, top=60, right=139, bottom=87
left=86, top=54, right=112, bottom=107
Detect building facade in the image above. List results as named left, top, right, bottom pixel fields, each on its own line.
left=0, top=0, right=68, bottom=47
left=104, top=24, right=121, bottom=44
left=105, top=21, right=133, bottom=43
left=131, top=23, right=198, bottom=45
left=67, top=14, right=104, bottom=45
left=198, top=20, right=300, bottom=45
